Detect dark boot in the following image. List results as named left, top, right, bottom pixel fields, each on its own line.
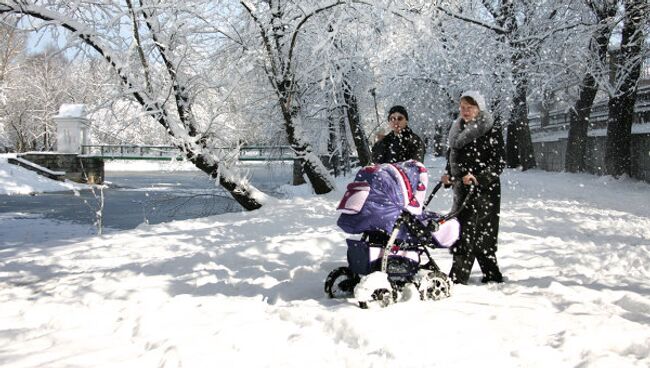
left=476, top=252, right=503, bottom=283
left=449, top=252, right=475, bottom=285
left=481, top=275, right=504, bottom=284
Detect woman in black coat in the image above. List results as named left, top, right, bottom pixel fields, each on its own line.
left=442, top=91, right=505, bottom=284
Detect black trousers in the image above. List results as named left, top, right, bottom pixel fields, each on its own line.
left=448, top=179, right=503, bottom=284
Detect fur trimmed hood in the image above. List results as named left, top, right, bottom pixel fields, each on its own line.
left=447, top=111, right=495, bottom=177
left=448, top=111, right=494, bottom=150
left=461, top=90, right=487, bottom=111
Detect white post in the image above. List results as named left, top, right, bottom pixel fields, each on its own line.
left=54, top=104, right=90, bottom=154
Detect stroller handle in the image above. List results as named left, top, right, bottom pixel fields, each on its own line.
left=439, top=184, right=475, bottom=223
left=424, top=181, right=476, bottom=223
left=423, top=181, right=443, bottom=208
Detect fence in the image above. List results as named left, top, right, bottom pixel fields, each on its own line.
left=532, top=131, right=650, bottom=183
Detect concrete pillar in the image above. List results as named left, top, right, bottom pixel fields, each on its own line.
left=54, top=104, right=90, bottom=153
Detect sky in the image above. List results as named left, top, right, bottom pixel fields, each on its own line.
left=0, top=155, right=649, bottom=368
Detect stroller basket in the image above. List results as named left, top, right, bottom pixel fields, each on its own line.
left=346, top=239, right=420, bottom=277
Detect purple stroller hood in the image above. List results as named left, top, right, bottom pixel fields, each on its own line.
left=337, top=160, right=428, bottom=235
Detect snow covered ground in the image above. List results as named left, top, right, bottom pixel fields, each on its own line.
left=1, top=156, right=649, bottom=367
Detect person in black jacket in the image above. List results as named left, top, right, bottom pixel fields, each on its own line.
left=441, top=91, right=505, bottom=284
left=371, top=105, right=425, bottom=164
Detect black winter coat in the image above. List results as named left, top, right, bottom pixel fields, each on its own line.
left=371, top=127, right=425, bottom=164
left=444, top=112, right=505, bottom=187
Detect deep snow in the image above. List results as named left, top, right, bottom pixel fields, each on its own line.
left=1, top=155, right=649, bottom=368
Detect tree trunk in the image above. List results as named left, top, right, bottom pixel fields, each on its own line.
left=604, top=0, right=645, bottom=177
left=605, top=94, right=636, bottom=177
left=506, top=60, right=536, bottom=170
left=188, top=150, right=263, bottom=210
left=565, top=73, right=598, bottom=173
left=339, top=105, right=351, bottom=175
left=565, top=24, right=611, bottom=173
left=342, top=80, right=371, bottom=166
left=432, top=122, right=445, bottom=156
left=300, top=154, right=335, bottom=194
left=327, top=113, right=341, bottom=177
left=277, top=85, right=335, bottom=194
left=292, top=160, right=306, bottom=185
left=158, top=106, right=264, bottom=210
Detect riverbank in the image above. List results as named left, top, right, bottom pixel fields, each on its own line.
left=0, top=154, right=88, bottom=195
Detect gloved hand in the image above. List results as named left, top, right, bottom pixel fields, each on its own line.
left=448, top=240, right=467, bottom=255
left=426, top=220, right=439, bottom=233
left=441, top=174, right=452, bottom=188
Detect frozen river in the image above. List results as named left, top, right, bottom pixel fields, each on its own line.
left=0, top=164, right=294, bottom=232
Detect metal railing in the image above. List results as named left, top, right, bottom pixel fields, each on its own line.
left=81, top=144, right=298, bottom=161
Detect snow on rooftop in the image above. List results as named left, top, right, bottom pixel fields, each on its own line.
left=55, top=104, right=87, bottom=118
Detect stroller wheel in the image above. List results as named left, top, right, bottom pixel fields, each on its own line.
left=373, top=288, right=395, bottom=307
left=420, top=270, right=452, bottom=301
left=358, top=288, right=394, bottom=309
left=324, top=266, right=359, bottom=298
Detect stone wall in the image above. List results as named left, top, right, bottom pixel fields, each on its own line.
left=532, top=134, right=650, bottom=183
left=19, top=153, right=105, bottom=184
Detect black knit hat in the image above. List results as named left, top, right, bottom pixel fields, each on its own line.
left=388, top=105, right=408, bottom=121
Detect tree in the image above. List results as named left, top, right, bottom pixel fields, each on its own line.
left=604, top=0, right=648, bottom=177
left=239, top=1, right=341, bottom=194
left=474, top=0, right=537, bottom=170
left=565, top=0, right=617, bottom=173
left=342, top=77, right=371, bottom=166
left=329, top=21, right=372, bottom=167
left=0, top=14, right=23, bottom=84
left=0, top=14, right=26, bottom=151
left=24, top=46, right=71, bottom=151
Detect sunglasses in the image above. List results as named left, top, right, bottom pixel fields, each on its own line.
left=388, top=115, right=406, bottom=122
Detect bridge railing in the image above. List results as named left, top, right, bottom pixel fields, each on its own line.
left=81, top=144, right=298, bottom=161
left=237, top=145, right=296, bottom=161
left=82, top=144, right=179, bottom=157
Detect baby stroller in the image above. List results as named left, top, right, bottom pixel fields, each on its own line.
left=324, top=160, right=469, bottom=308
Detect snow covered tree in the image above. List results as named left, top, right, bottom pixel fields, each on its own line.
left=0, top=14, right=26, bottom=151
left=22, top=46, right=71, bottom=151
left=604, top=0, right=648, bottom=177
left=565, top=0, right=618, bottom=173
left=0, top=14, right=23, bottom=84
left=239, top=0, right=345, bottom=194
left=0, top=1, right=267, bottom=210
left=467, top=0, right=537, bottom=170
